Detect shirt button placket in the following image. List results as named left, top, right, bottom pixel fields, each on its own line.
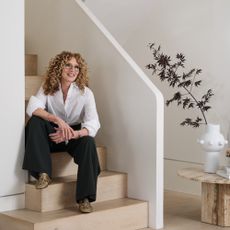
left=64, top=112, right=68, bottom=123
left=64, top=101, right=68, bottom=123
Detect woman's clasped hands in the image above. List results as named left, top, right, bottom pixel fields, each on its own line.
left=49, top=117, right=77, bottom=144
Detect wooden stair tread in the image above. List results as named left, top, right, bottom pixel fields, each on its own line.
left=25, top=75, right=44, bottom=100
left=27, top=170, right=126, bottom=185
left=25, top=75, right=43, bottom=78
left=25, top=170, right=127, bottom=212
left=139, top=228, right=153, bottom=230
left=25, top=54, right=38, bottom=75
left=1, top=198, right=147, bottom=224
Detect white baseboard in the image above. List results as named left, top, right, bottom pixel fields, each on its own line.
left=164, top=159, right=201, bottom=195
left=0, top=194, right=25, bottom=212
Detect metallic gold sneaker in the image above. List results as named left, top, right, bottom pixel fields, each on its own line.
left=35, top=173, right=51, bottom=189
left=79, top=198, right=93, bottom=213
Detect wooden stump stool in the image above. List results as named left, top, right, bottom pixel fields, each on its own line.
left=178, top=167, right=230, bottom=226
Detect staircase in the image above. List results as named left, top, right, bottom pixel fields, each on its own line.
left=0, top=55, right=150, bottom=229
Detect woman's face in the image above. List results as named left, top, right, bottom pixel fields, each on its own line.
left=61, top=57, right=80, bottom=84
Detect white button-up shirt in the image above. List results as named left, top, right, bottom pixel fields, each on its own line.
left=26, top=83, right=100, bottom=137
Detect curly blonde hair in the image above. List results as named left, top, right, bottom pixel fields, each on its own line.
left=43, top=51, right=89, bottom=95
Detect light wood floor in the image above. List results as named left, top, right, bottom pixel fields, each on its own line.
left=162, top=190, right=229, bottom=230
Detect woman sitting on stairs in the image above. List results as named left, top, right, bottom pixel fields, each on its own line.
left=22, top=51, right=101, bottom=213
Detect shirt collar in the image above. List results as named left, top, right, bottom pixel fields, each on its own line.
left=58, top=82, right=86, bottom=95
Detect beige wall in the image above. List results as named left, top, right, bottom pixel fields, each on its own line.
left=85, top=0, right=230, bottom=194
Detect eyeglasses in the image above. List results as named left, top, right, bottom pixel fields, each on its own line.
left=64, top=63, right=80, bottom=72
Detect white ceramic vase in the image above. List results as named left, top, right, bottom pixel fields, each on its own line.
left=198, top=124, right=228, bottom=173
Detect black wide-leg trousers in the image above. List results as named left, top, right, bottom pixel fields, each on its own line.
left=22, top=116, right=101, bottom=203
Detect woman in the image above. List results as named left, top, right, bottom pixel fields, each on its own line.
left=23, top=51, right=101, bottom=213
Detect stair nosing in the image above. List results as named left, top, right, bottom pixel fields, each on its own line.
left=26, top=170, right=127, bottom=187
left=2, top=198, right=147, bottom=224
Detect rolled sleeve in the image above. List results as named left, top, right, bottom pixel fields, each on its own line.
left=82, top=89, right=100, bottom=137
left=26, top=86, right=46, bottom=117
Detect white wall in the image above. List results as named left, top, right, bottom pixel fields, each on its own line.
left=83, top=0, right=155, bottom=46
left=85, top=0, right=230, bottom=195
left=25, top=0, right=164, bottom=228
left=0, top=0, right=25, bottom=211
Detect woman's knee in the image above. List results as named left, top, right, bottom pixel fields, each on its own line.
left=80, top=136, right=95, bottom=146
left=27, top=116, right=46, bottom=127
left=26, top=116, right=51, bottom=135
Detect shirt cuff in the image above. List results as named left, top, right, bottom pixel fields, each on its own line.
left=82, top=121, right=100, bottom=137
left=26, top=96, right=46, bottom=117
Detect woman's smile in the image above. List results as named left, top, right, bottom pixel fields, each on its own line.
left=62, top=57, right=79, bottom=83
